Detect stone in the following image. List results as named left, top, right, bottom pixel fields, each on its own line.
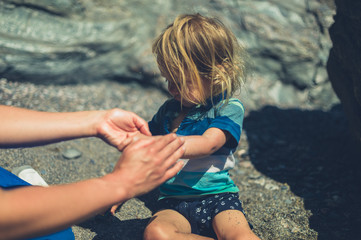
left=62, top=148, right=82, bottom=159
left=265, top=183, right=280, bottom=191
left=254, top=178, right=266, bottom=186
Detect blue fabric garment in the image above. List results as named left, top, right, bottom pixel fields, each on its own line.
left=26, top=228, right=74, bottom=240
left=0, top=166, right=31, bottom=188
left=149, top=95, right=245, bottom=199
left=0, top=166, right=75, bottom=240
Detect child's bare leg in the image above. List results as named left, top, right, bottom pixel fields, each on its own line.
left=212, top=210, right=260, bottom=240
left=144, top=209, right=215, bottom=240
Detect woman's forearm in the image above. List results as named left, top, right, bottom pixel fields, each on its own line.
left=0, top=175, right=127, bottom=240
left=0, top=106, right=102, bottom=147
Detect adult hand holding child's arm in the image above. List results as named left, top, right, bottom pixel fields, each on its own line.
left=109, top=132, right=183, bottom=214
left=0, top=105, right=184, bottom=240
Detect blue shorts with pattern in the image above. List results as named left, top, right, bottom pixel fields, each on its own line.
left=157, top=192, right=248, bottom=238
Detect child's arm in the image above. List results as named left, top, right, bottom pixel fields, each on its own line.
left=181, top=127, right=231, bottom=159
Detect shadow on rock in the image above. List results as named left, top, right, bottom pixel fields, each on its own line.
left=244, top=105, right=361, bottom=240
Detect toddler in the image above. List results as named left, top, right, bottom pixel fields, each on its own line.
left=143, top=13, right=260, bottom=240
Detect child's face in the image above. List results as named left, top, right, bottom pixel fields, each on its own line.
left=162, top=72, right=207, bottom=108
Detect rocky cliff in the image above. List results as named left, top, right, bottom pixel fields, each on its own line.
left=0, top=0, right=338, bottom=111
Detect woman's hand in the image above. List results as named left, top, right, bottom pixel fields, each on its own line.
left=95, top=109, right=152, bottom=151
left=107, top=133, right=185, bottom=214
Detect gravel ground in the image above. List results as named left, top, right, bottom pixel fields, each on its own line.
left=0, top=78, right=360, bottom=240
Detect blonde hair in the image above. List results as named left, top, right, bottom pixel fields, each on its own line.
left=152, top=13, right=246, bottom=105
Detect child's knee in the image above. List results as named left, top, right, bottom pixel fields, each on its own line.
left=143, top=222, right=171, bottom=240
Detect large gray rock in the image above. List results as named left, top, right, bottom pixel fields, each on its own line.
left=0, top=0, right=338, bottom=110
left=327, top=0, right=361, bottom=144
left=0, top=0, right=161, bottom=83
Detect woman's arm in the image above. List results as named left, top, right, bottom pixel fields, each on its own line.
left=0, top=134, right=184, bottom=240
left=0, top=178, right=119, bottom=240
left=181, top=127, right=230, bottom=159
left=0, top=106, right=151, bottom=149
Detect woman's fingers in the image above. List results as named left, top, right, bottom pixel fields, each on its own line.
left=110, top=133, right=185, bottom=199
left=162, top=161, right=184, bottom=182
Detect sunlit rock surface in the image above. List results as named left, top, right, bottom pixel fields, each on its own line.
left=0, top=0, right=337, bottom=110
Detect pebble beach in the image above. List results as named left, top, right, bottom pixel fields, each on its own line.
left=0, top=78, right=360, bottom=240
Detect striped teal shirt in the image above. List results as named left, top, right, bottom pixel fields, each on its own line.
left=149, top=95, right=244, bottom=199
